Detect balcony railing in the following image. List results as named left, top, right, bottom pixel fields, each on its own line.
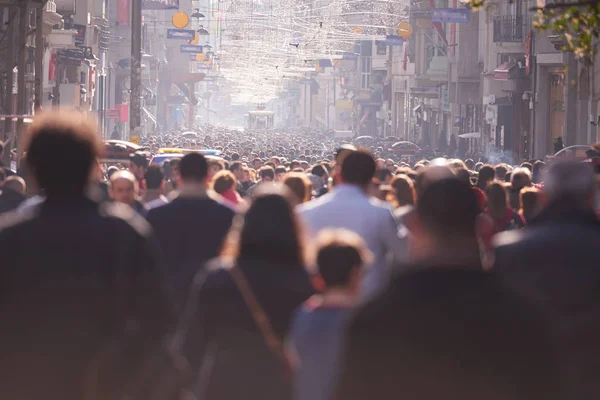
left=493, top=16, right=525, bottom=43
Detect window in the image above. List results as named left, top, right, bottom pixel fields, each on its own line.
left=376, top=44, right=387, bottom=55
left=361, top=57, right=371, bottom=89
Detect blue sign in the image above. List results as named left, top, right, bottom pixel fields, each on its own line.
left=168, top=29, right=195, bottom=40
left=375, top=35, right=404, bottom=47
left=180, top=44, right=204, bottom=53
left=431, top=8, right=470, bottom=23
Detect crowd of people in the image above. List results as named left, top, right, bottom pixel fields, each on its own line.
left=1, top=111, right=600, bottom=400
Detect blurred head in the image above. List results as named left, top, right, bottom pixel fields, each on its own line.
left=465, top=159, right=475, bottom=170
left=212, top=170, right=236, bottom=195
left=511, top=167, right=531, bottom=191
left=532, top=160, right=546, bottom=184
left=340, top=150, right=376, bottom=188
left=283, top=172, right=312, bottom=206
left=109, top=170, right=137, bottom=205
left=275, top=166, right=287, bottom=182
left=145, top=165, right=164, bottom=191
left=312, top=229, right=371, bottom=295
left=390, top=174, right=416, bottom=207
left=223, top=185, right=305, bottom=267
left=129, top=153, right=148, bottom=179
left=477, top=165, right=495, bottom=188
left=495, top=164, right=508, bottom=181
left=519, top=187, right=541, bottom=220
left=179, top=152, right=208, bottom=185
left=409, top=178, right=479, bottom=259
left=544, top=160, right=595, bottom=208
left=3, top=175, right=26, bottom=195
left=207, top=159, right=225, bottom=181
left=230, top=161, right=245, bottom=181
left=24, top=110, right=101, bottom=197
left=259, top=166, right=275, bottom=182
left=486, top=181, right=509, bottom=218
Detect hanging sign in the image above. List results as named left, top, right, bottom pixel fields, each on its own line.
left=167, top=29, right=195, bottom=40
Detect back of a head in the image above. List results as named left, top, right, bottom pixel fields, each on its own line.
left=520, top=187, right=540, bottom=214
left=390, top=174, right=416, bottom=207
left=495, top=164, right=508, bottom=180
left=341, top=150, right=375, bottom=186
left=283, top=173, right=312, bottom=204
left=25, top=110, right=101, bottom=196
left=4, top=175, right=26, bottom=195
left=478, top=165, right=495, bottom=185
left=212, top=170, right=236, bottom=194
left=235, top=186, right=303, bottom=266
left=486, top=181, right=509, bottom=216
left=315, top=229, right=370, bottom=288
left=417, top=178, right=478, bottom=239
left=544, top=160, right=595, bottom=205
left=311, top=164, right=328, bottom=178
left=179, top=152, right=208, bottom=182
left=511, top=167, right=531, bottom=190
left=144, top=165, right=164, bottom=190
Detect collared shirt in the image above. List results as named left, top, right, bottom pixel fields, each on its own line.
left=297, top=184, right=407, bottom=298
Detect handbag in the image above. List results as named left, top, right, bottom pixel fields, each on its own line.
left=227, top=263, right=292, bottom=380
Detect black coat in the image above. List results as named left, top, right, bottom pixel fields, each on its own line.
left=183, top=259, right=313, bottom=400
left=147, top=194, right=235, bottom=310
left=0, top=188, right=25, bottom=215
left=0, top=196, right=173, bottom=400
left=335, top=267, right=562, bottom=400
left=494, top=202, right=600, bottom=398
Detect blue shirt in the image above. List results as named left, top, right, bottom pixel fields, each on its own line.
left=291, top=303, right=352, bottom=400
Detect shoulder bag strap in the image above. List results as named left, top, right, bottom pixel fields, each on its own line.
left=228, top=264, right=291, bottom=377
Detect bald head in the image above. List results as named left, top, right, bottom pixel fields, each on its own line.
left=109, top=170, right=138, bottom=205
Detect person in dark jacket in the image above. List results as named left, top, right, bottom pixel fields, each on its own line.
left=334, top=178, right=562, bottom=400
left=494, top=160, right=600, bottom=398
left=0, top=111, right=173, bottom=400
left=147, top=152, right=235, bottom=311
left=0, top=175, right=26, bottom=214
left=182, top=185, right=313, bottom=400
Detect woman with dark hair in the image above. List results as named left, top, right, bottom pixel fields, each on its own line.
left=182, top=185, right=313, bottom=400
left=388, top=174, right=416, bottom=207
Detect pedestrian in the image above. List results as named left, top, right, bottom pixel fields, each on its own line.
left=518, top=187, right=542, bottom=224
left=247, top=166, right=276, bottom=197
left=0, top=175, right=26, bottom=215
left=109, top=170, right=148, bottom=216
left=0, top=111, right=174, bottom=400
left=143, top=165, right=168, bottom=209
left=389, top=174, right=416, bottom=208
left=283, top=172, right=312, bottom=207
left=494, top=160, right=600, bottom=398
left=128, top=152, right=149, bottom=194
left=182, top=186, right=313, bottom=400
left=229, top=160, right=248, bottom=197
left=0, top=167, right=4, bottom=188
left=213, top=170, right=244, bottom=206
left=310, top=164, right=329, bottom=197
left=147, top=152, right=235, bottom=311
left=334, top=178, right=562, bottom=400
left=509, top=167, right=532, bottom=210
left=298, top=150, right=406, bottom=297
left=290, top=229, right=370, bottom=400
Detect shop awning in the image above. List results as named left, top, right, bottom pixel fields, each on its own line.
left=458, top=132, right=481, bottom=139
left=494, top=62, right=517, bottom=81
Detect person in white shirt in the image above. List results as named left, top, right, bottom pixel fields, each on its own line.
left=298, top=149, right=407, bottom=298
